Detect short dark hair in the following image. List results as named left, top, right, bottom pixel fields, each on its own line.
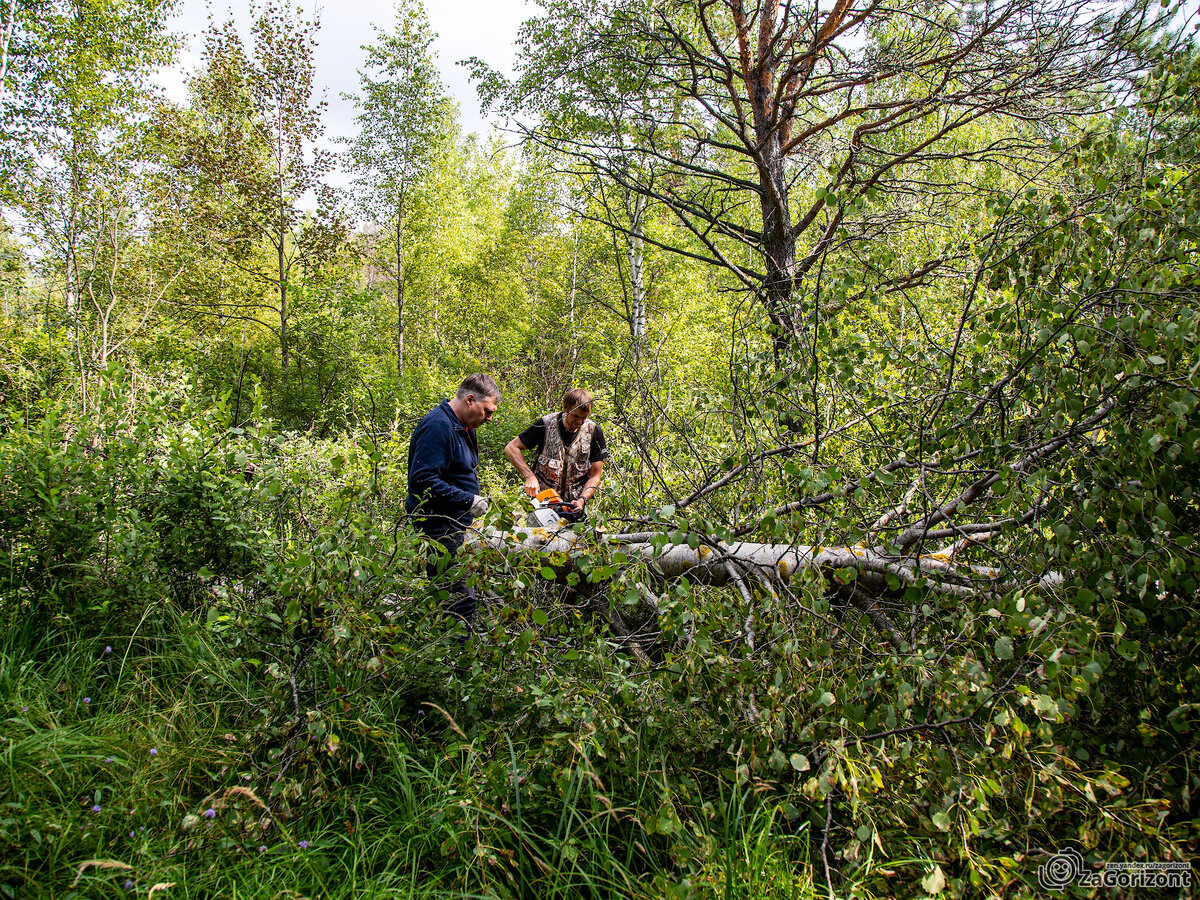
left=456, top=373, right=501, bottom=402
left=562, top=387, right=593, bottom=412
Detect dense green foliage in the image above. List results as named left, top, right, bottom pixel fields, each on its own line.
left=1, top=0, right=1199, bottom=897
left=0, top=386, right=820, bottom=897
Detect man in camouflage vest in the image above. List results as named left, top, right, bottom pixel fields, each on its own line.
left=504, top=388, right=608, bottom=512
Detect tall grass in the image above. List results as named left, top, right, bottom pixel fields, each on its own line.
left=0, top=608, right=819, bottom=899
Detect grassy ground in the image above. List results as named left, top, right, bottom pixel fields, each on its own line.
left=0, top=608, right=821, bottom=899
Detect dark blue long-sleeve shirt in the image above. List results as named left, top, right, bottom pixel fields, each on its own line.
left=405, top=399, right=480, bottom=537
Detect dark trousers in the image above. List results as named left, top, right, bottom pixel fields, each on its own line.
left=423, top=530, right=478, bottom=626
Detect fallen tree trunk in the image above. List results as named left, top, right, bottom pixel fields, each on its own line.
left=471, top=525, right=1054, bottom=600
left=464, top=520, right=1067, bottom=657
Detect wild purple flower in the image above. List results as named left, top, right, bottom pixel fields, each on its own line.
left=148, top=748, right=158, bottom=757
left=21, top=706, right=28, bottom=713
left=105, top=757, right=115, bottom=763
left=91, top=805, right=101, bottom=813
left=83, top=697, right=91, bottom=704
left=104, top=646, right=113, bottom=654
left=259, top=845, right=267, bottom=853
left=129, top=831, right=135, bottom=838
left=298, top=840, right=309, bottom=849
left=124, top=880, right=135, bottom=890
left=204, top=808, right=216, bottom=819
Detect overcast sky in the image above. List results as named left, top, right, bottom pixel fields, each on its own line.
left=162, top=0, right=537, bottom=141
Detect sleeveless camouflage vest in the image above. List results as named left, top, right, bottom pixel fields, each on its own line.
left=532, top=413, right=595, bottom=501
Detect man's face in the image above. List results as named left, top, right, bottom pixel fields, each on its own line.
left=462, top=393, right=499, bottom=429
left=562, top=404, right=591, bottom=432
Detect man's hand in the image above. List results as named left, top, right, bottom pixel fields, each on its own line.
left=569, top=497, right=586, bottom=513
left=523, top=475, right=540, bottom=497
left=469, top=494, right=489, bottom=517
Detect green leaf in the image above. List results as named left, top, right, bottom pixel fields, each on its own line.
left=994, top=636, right=1014, bottom=660
left=540, top=566, right=556, bottom=580
left=789, top=752, right=810, bottom=772
left=531, top=608, right=549, bottom=626
left=1032, top=694, right=1058, bottom=716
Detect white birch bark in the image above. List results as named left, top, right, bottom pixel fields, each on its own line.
left=625, top=190, right=646, bottom=341
left=469, top=525, right=1057, bottom=603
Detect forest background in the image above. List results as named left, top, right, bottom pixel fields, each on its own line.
left=0, top=0, right=1198, bottom=896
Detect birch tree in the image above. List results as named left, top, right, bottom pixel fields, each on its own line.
left=345, top=0, right=451, bottom=380
left=152, top=3, right=334, bottom=379
left=150, top=19, right=271, bottom=331
left=248, top=1, right=332, bottom=377
left=0, top=0, right=175, bottom=409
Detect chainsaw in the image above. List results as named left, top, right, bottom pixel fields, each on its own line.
left=526, top=487, right=587, bottom=529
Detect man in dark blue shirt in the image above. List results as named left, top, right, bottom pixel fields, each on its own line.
left=406, top=373, right=501, bottom=626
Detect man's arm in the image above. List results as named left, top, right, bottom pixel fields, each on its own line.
left=504, top=437, right=541, bottom=497
left=571, top=460, right=605, bottom=511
